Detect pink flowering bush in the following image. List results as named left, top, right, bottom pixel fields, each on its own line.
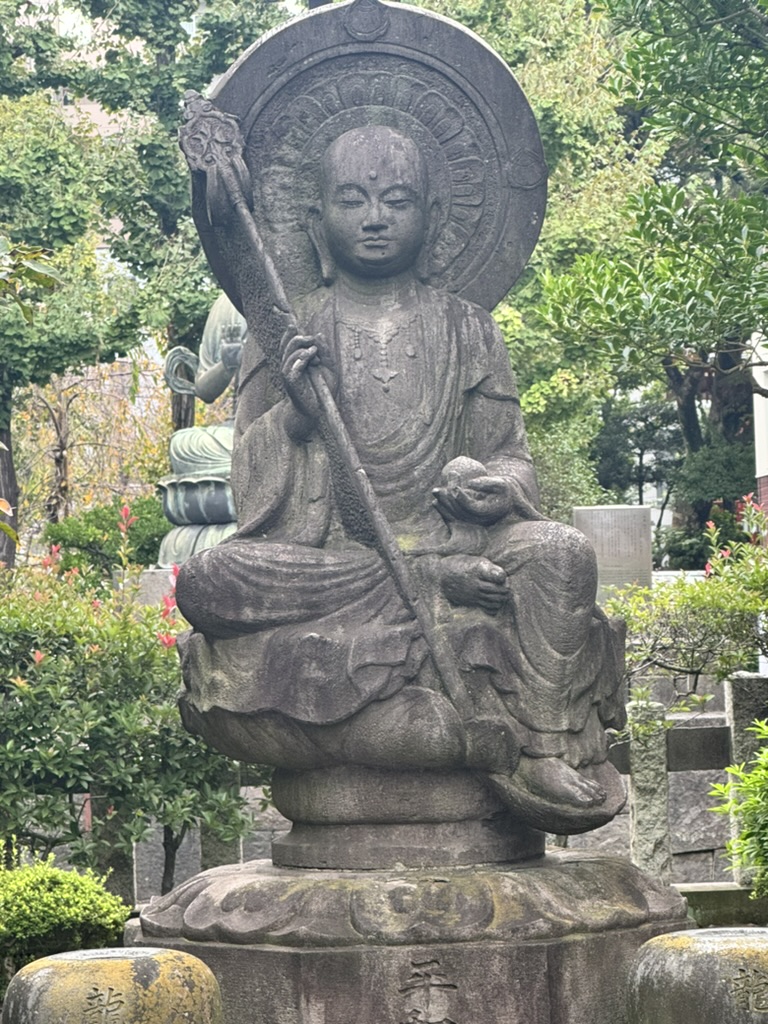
left=0, top=549, right=257, bottom=892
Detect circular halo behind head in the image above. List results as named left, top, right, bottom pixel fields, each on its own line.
left=192, top=0, right=547, bottom=313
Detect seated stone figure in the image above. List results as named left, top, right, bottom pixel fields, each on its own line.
left=166, top=292, right=246, bottom=479
left=176, top=124, right=626, bottom=836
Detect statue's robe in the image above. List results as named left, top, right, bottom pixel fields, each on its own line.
left=176, top=282, right=624, bottom=770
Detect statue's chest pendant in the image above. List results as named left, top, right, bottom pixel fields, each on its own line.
left=337, top=313, right=432, bottom=437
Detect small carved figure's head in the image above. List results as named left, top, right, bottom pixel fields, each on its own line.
left=310, top=125, right=438, bottom=283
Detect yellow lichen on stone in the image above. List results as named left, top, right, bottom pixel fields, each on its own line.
left=1, top=948, right=222, bottom=1024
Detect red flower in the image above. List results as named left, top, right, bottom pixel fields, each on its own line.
left=32, top=650, right=46, bottom=665
left=117, top=504, right=138, bottom=532
left=160, top=593, right=176, bottom=619
left=704, top=562, right=713, bottom=578
left=705, top=520, right=715, bottom=530
left=157, top=632, right=177, bottom=648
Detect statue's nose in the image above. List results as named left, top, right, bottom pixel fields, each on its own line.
left=363, top=200, right=388, bottom=231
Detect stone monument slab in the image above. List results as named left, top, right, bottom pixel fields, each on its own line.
left=573, top=504, right=652, bottom=603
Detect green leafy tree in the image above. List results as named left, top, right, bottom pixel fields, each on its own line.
left=590, top=387, right=683, bottom=509
left=602, top=0, right=768, bottom=183
left=540, top=185, right=767, bottom=458
left=55, top=0, right=287, bottom=429
left=0, top=93, right=144, bottom=566
left=540, top=0, right=768, bottom=527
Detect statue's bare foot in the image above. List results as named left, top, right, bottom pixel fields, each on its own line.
left=484, top=753, right=624, bottom=833
left=515, top=755, right=606, bottom=808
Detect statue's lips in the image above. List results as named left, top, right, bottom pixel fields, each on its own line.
left=360, top=238, right=390, bottom=249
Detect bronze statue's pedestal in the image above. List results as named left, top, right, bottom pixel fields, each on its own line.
left=127, top=852, right=690, bottom=1024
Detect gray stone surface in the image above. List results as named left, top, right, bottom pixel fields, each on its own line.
left=676, top=883, right=768, bottom=927
left=241, top=786, right=290, bottom=861
left=726, top=673, right=768, bottom=763
left=671, top=851, right=716, bottom=883
left=172, top=0, right=628, bottom=853
left=573, top=504, right=652, bottom=602
left=630, top=717, right=673, bottom=882
left=668, top=770, right=730, bottom=854
left=128, top=853, right=689, bottom=1024
left=137, top=567, right=174, bottom=605
left=628, top=928, right=768, bottom=1023
left=568, top=767, right=730, bottom=882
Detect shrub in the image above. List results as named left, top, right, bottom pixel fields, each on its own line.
left=0, top=856, right=129, bottom=999
left=608, top=494, right=768, bottom=691
left=42, top=494, right=171, bottom=580
left=0, top=519, right=260, bottom=891
left=711, top=721, right=768, bottom=899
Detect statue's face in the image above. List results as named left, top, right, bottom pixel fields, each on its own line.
left=319, top=128, right=428, bottom=279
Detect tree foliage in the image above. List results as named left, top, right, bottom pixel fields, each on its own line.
left=0, top=92, right=144, bottom=565
left=537, top=0, right=768, bottom=526
left=602, top=0, right=768, bottom=184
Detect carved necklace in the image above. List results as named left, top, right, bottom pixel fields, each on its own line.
left=344, top=316, right=420, bottom=393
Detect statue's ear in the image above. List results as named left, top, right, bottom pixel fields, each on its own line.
left=416, top=198, right=441, bottom=283
left=307, top=206, right=335, bottom=285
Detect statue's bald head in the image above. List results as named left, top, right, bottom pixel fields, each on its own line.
left=320, top=126, right=428, bottom=201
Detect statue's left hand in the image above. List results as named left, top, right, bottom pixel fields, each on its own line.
left=433, top=475, right=517, bottom=526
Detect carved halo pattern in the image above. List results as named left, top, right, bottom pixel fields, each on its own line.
left=251, top=64, right=489, bottom=286
left=196, top=0, right=547, bottom=311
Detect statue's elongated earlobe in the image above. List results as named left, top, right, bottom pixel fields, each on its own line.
left=307, top=207, right=336, bottom=285
left=416, top=198, right=441, bottom=283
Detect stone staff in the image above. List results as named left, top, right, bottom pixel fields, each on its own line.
left=178, top=90, right=475, bottom=725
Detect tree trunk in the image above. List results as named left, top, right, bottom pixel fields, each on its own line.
left=161, top=824, right=181, bottom=895
left=171, top=389, right=195, bottom=433
left=0, top=384, right=19, bottom=569
left=709, top=354, right=754, bottom=446
left=663, top=359, right=704, bottom=453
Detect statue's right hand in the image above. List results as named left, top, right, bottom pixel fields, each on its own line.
left=280, top=330, right=323, bottom=419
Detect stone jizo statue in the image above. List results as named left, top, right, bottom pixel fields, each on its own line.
left=175, top=118, right=625, bottom=842
left=133, top=9, right=688, bottom=1013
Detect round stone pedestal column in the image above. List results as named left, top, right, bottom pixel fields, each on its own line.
left=1, top=947, right=222, bottom=1024
left=270, top=765, right=544, bottom=869
left=628, top=928, right=768, bottom=1022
